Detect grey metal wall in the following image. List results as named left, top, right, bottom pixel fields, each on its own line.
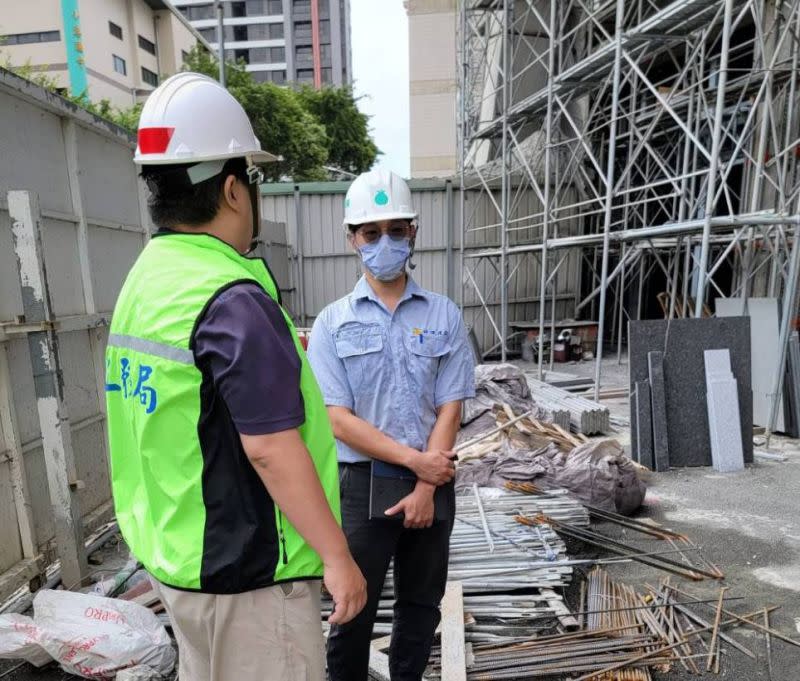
left=0, top=69, right=149, bottom=597
left=261, top=182, right=581, bottom=351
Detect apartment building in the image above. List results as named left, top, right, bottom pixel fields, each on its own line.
left=0, top=0, right=211, bottom=108
left=407, top=0, right=457, bottom=178
left=175, top=0, right=352, bottom=86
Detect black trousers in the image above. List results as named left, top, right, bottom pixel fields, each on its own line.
left=327, top=463, right=454, bottom=681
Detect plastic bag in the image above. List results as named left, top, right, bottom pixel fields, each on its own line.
left=32, top=589, right=175, bottom=679
left=0, top=613, right=52, bottom=667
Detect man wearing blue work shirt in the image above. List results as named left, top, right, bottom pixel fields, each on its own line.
left=307, top=169, right=476, bottom=681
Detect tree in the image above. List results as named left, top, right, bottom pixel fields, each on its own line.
left=183, top=47, right=379, bottom=180
left=297, top=85, right=379, bottom=174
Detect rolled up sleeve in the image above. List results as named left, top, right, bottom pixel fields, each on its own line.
left=434, top=304, right=476, bottom=408
left=307, top=314, right=355, bottom=410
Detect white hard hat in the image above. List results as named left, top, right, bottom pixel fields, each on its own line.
left=343, top=169, right=417, bottom=227
left=134, top=72, right=278, bottom=167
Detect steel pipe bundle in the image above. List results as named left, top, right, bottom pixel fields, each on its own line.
left=527, top=377, right=611, bottom=434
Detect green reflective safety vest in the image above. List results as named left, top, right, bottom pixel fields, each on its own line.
left=106, top=233, right=340, bottom=593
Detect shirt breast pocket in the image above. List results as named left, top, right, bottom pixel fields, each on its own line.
left=334, top=324, right=385, bottom=394
left=405, top=335, right=451, bottom=398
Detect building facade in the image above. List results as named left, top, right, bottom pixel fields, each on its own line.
left=174, top=0, right=352, bottom=86
left=407, top=0, right=457, bottom=178
left=0, top=0, right=210, bottom=108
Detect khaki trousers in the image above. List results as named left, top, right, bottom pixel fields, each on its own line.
left=153, top=579, right=325, bottom=681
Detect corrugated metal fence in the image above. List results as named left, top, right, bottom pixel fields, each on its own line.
left=261, top=182, right=581, bottom=351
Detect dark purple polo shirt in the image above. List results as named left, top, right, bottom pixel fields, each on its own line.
left=194, top=283, right=305, bottom=435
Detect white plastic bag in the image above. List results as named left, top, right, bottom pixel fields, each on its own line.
left=0, top=613, right=52, bottom=667
left=32, top=590, right=175, bottom=679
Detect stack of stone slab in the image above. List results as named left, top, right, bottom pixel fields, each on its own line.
left=703, top=349, right=745, bottom=472
left=527, top=378, right=611, bottom=435
left=629, top=317, right=753, bottom=469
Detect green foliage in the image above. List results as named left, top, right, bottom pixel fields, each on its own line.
left=182, top=46, right=380, bottom=180
left=297, top=85, right=379, bottom=174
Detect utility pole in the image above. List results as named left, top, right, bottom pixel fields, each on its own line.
left=216, top=1, right=226, bottom=87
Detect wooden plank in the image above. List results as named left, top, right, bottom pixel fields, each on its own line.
left=441, top=581, right=467, bottom=681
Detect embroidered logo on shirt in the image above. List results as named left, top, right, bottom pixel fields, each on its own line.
left=412, top=328, right=449, bottom=344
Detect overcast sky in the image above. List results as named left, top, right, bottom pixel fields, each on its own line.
left=350, top=0, right=411, bottom=178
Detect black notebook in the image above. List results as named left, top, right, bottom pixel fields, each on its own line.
left=369, top=460, right=452, bottom=521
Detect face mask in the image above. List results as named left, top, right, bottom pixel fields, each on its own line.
left=358, top=234, right=411, bottom=282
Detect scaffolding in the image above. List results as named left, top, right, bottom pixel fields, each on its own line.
left=458, top=0, right=800, bottom=437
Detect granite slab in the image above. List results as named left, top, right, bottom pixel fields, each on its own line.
left=648, top=351, right=670, bottom=472
left=635, top=380, right=654, bottom=470
left=628, top=317, right=752, bottom=467
left=705, top=350, right=745, bottom=472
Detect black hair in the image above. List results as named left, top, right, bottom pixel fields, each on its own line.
left=140, top=158, right=249, bottom=228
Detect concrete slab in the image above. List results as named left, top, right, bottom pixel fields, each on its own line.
left=647, top=351, right=670, bottom=472
left=628, top=317, right=753, bottom=467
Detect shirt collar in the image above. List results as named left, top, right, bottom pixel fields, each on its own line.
left=353, top=275, right=429, bottom=305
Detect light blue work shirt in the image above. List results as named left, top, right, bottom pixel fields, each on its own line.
left=307, top=276, right=476, bottom=463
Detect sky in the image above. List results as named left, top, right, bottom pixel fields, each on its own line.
left=349, top=0, right=411, bottom=178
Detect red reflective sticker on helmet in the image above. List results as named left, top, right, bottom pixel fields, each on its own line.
left=138, top=127, right=175, bottom=154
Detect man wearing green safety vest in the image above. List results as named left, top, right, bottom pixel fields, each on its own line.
left=105, top=72, right=366, bottom=681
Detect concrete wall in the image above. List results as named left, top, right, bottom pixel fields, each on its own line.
left=407, top=0, right=457, bottom=178
left=155, top=10, right=196, bottom=74
left=0, top=67, right=148, bottom=599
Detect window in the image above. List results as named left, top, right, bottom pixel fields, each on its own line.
left=184, top=4, right=215, bottom=20
left=321, top=67, right=332, bottom=84
left=295, top=45, right=312, bottom=66
left=268, top=0, right=283, bottom=13
left=271, top=70, right=285, bottom=84
left=294, top=21, right=311, bottom=41
left=250, top=47, right=268, bottom=62
left=319, top=19, right=330, bottom=41
left=3, top=30, right=60, bottom=45
left=252, top=71, right=270, bottom=83
left=270, top=46, right=285, bottom=61
left=113, top=54, right=127, bottom=76
left=234, top=48, right=250, bottom=64
left=293, top=0, right=311, bottom=12
left=247, top=24, right=270, bottom=40
left=199, top=27, right=215, bottom=41
left=229, top=1, right=246, bottom=17
left=109, top=22, right=123, bottom=40
left=269, top=23, right=284, bottom=39
left=233, top=25, right=248, bottom=41
left=297, top=68, right=313, bottom=83
left=141, top=67, right=158, bottom=87
left=138, top=35, right=156, bottom=55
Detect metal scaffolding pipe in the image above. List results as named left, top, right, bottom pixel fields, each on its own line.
left=694, top=0, right=734, bottom=317
left=537, top=0, right=557, bottom=379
